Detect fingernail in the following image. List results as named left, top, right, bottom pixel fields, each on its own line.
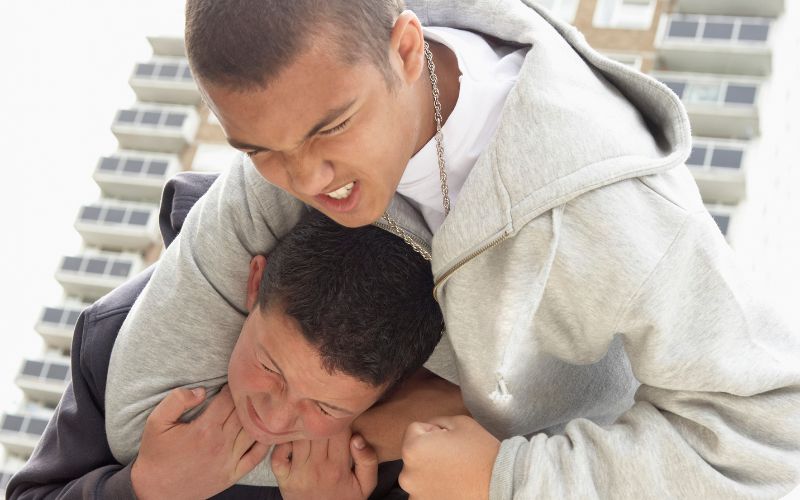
left=191, top=388, right=204, bottom=397
left=352, top=436, right=365, bottom=450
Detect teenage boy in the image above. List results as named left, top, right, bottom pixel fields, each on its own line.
left=7, top=174, right=444, bottom=499
left=106, top=1, right=800, bottom=498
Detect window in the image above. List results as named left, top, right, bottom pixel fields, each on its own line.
left=0, top=413, right=54, bottom=437
left=58, top=255, right=136, bottom=280
left=688, top=139, right=746, bottom=170
left=77, top=203, right=152, bottom=228
left=40, top=306, right=82, bottom=329
left=1, top=415, right=24, bottom=432
left=19, top=360, right=71, bottom=383
left=95, top=154, right=172, bottom=179
left=658, top=77, right=759, bottom=108
left=725, top=85, right=757, bottom=105
left=114, top=108, right=188, bottom=129
left=712, top=214, right=730, bottom=235
left=664, top=15, right=771, bottom=44
left=710, top=148, right=744, bottom=168
left=594, top=0, right=657, bottom=30
left=133, top=59, right=193, bottom=82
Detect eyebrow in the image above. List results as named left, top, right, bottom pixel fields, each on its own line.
left=259, top=344, right=356, bottom=416
left=227, top=98, right=358, bottom=153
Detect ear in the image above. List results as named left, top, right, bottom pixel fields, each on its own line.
left=388, top=10, right=426, bottom=86
left=246, top=255, right=268, bottom=312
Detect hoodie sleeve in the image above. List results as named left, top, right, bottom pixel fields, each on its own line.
left=104, top=156, right=305, bottom=465
left=488, top=184, right=800, bottom=498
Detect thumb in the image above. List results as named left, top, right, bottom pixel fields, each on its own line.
left=351, top=434, right=378, bottom=495
left=270, top=442, right=293, bottom=482
left=148, top=387, right=206, bottom=429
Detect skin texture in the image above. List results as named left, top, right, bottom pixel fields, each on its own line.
left=228, top=256, right=387, bottom=445
left=199, top=11, right=460, bottom=228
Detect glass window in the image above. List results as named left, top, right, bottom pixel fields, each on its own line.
left=25, top=418, right=48, bottom=436
left=98, top=157, right=119, bottom=172
left=686, top=83, right=721, bottom=104
left=1, top=415, right=24, bottom=432
left=667, top=20, right=698, bottom=38
left=123, top=158, right=145, bottom=174
left=662, top=81, right=687, bottom=99
left=128, top=211, right=150, bottom=226
left=66, top=310, right=81, bottom=326
left=110, top=261, right=132, bottom=277
left=45, top=364, right=70, bottom=381
left=739, top=23, right=769, bottom=42
left=710, top=148, right=743, bottom=168
left=712, top=214, right=730, bottom=235
left=105, top=208, right=126, bottom=224
left=117, top=110, right=137, bottom=124
left=62, top=257, right=82, bottom=272
left=164, top=113, right=186, bottom=128
left=725, top=85, right=757, bottom=104
left=158, top=64, right=179, bottom=78
left=702, top=22, right=734, bottom=40
left=181, top=65, right=193, bottom=81
left=687, top=146, right=707, bottom=166
left=141, top=111, right=161, bottom=125
left=135, top=63, right=156, bottom=77
left=79, top=206, right=102, bottom=222
left=22, top=361, right=44, bottom=377
left=42, top=307, right=63, bottom=324
left=147, top=160, right=169, bottom=176
left=85, top=258, right=108, bottom=275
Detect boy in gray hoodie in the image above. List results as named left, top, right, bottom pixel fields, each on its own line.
left=106, top=1, right=800, bottom=498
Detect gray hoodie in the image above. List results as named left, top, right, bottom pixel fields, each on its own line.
left=105, top=1, right=800, bottom=498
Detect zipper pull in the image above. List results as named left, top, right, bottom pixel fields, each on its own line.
left=490, top=372, right=513, bottom=403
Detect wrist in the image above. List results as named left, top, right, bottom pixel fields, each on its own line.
left=130, top=458, right=156, bottom=500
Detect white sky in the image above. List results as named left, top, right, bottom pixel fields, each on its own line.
left=0, top=0, right=185, bottom=414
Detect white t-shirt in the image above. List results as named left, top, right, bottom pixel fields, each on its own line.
left=397, top=27, right=525, bottom=232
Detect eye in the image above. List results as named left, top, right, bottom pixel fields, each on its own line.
left=261, top=362, right=277, bottom=375
left=317, top=404, right=333, bottom=417
left=319, top=117, right=352, bottom=137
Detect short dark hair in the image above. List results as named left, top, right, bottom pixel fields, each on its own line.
left=258, top=210, right=442, bottom=388
left=185, top=0, right=405, bottom=90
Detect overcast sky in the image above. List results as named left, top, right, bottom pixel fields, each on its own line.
left=0, top=0, right=185, bottom=411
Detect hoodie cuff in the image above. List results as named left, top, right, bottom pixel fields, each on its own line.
left=489, top=436, right=529, bottom=500
left=100, top=462, right=138, bottom=500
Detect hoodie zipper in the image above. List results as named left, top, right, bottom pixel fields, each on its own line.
left=433, top=232, right=510, bottom=298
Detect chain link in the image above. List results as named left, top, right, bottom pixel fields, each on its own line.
left=381, top=42, right=451, bottom=262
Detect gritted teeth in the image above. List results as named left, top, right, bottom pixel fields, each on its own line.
left=325, top=181, right=355, bottom=200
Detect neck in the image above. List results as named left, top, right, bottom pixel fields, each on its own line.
left=411, top=40, right=461, bottom=155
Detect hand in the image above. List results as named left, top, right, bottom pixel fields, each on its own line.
left=399, top=416, right=500, bottom=500
left=131, top=385, right=270, bottom=500
left=271, top=430, right=378, bottom=500
left=352, top=369, right=468, bottom=462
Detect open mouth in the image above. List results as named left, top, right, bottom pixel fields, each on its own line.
left=324, top=181, right=355, bottom=200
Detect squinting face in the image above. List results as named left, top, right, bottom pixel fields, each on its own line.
left=227, top=301, right=385, bottom=445
left=200, top=38, right=425, bottom=228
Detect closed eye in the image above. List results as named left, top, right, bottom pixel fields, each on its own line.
left=319, top=117, right=352, bottom=136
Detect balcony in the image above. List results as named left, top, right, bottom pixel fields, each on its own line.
left=148, top=35, right=186, bottom=57
left=93, top=151, right=180, bottom=202
left=654, top=72, right=761, bottom=139
left=130, top=57, right=200, bottom=105
left=35, top=304, right=84, bottom=350
left=656, top=14, right=773, bottom=76
left=0, top=412, right=51, bottom=458
left=706, top=204, right=735, bottom=237
left=673, top=0, right=783, bottom=18
left=111, top=105, right=199, bottom=153
left=687, top=137, right=748, bottom=204
left=74, top=200, right=159, bottom=251
left=55, top=252, right=143, bottom=301
left=15, top=358, right=71, bottom=406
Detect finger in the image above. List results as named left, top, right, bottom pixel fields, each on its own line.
left=270, top=442, right=293, bottom=482
left=148, top=387, right=206, bottom=429
left=222, top=407, right=243, bottom=437
left=426, top=415, right=462, bottom=430
left=235, top=441, right=271, bottom=480
left=197, top=385, right=235, bottom=425
left=291, top=439, right=311, bottom=465
left=403, top=421, right=444, bottom=443
left=351, top=434, right=378, bottom=496
left=233, top=426, right=257, bottom=458
left=327, top=430, right=352, bottom=465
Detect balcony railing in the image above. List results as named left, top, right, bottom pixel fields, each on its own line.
left=130, top=57, right=200, bottom=105
left=656, top=14, right=773, bottom=76
left=15, top=359, right=71, bottom=406
left=655, top=72, right=761, bottom=139
left=111, top=105, right=199, bottom=153
left=147, top=35, right=186, bottom=57
left=55, top=252, right=143, bottom=301
left=35, top=304, right=84, bottom=350
left=74, top=200, right=159, bottom=251
left=93, top=151, right=180, bottom=202
left=687, top=137, right=748, bottom=204
left=673, top=0, right=783, bottom=18
left=0, top=412, right=51, bottom=458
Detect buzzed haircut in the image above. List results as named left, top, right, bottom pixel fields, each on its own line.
left=185, top=0, right=405, bottom=90
left=257, top=210, right=443, bottom=388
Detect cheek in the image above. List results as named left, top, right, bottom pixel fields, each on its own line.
left=302, top=415, right=353, bottom=439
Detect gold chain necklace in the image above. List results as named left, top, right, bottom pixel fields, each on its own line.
left=381, top=42, right=450, bottom=263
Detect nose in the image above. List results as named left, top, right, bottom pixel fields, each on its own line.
left=284, top=151, right=335, bottom=197
left=263, top=398, right=298, bottom=434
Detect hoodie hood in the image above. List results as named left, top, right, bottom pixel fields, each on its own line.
left=403, top=0, right=692, bottom=278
